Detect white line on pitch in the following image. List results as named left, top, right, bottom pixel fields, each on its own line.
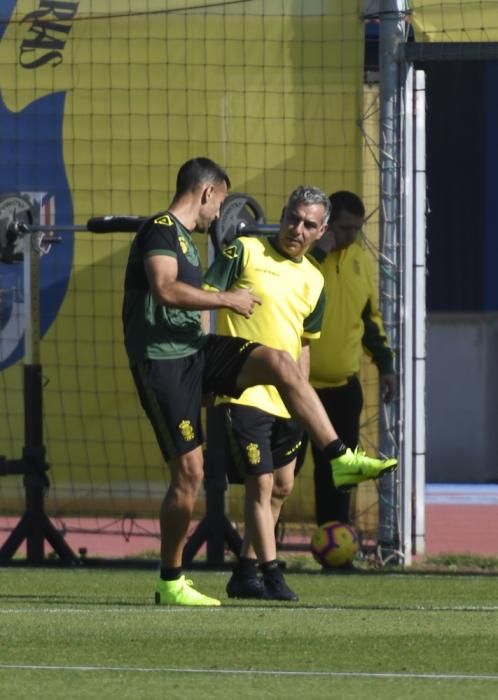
left=0, top=663, right=497, bottom=681
left=1, top=604, right=498, bottom=614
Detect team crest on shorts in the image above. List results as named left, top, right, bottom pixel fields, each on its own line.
left=178, top=419, right=195, bottom=442
left=245, top=443, right=261, bottom=465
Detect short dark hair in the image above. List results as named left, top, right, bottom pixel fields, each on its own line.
left=175, top=157, right=231, bottom=196
left=286, top=185, right=331, bottom=225
left=329, top=191, right=365, bottom=221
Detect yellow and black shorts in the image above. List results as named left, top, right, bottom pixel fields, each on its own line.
left=223, top=404, right=304, bottom=482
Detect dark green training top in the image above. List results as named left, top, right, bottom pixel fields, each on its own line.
left=122, top=211, right=209, bottom=364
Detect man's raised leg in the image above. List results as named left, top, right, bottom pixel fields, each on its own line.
left=236, top=347, right=397, bottom=489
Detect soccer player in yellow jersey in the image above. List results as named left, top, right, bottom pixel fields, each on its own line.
left=204, top=186, right=327, bottom=599
left=204, top=186, right=392, bottom=600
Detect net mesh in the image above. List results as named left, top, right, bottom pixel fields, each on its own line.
left=3, top=0, right=494, bottom=561
left=0, top=0, right=370, bottom=558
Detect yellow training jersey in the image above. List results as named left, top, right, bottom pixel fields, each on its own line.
left=308, top=241, right=393, bottom=389
left=203, top=236, right=325, bottom=417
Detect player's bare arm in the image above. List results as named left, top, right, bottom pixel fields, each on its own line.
left=145, top=255, right=261, bottom=317
left=200, top=309, right=211, bottom=333
left=297, top=341, right=311, bottom=379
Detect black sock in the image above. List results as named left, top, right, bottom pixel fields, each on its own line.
left=260, top=559, right=280, bottom=578
left=160, top=566, right=182, bottom=581
left=322, top=439, right=347, bottom=461
left=235, top=557, right=258, bottom=576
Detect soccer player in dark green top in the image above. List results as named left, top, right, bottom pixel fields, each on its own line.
left=122, top=157, right=398, bottom=607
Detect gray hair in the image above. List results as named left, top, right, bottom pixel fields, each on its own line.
left=286, top=185, right=331, bottom=225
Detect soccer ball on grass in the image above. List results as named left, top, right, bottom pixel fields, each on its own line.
left=310, top=520, right=360, bottom=569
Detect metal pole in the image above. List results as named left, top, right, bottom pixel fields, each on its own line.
left=413, top=70, right=427, bottom=556
left=23, top=231, right=47, bottom=563
left=401, top=64, right=415, bottom=566
left=14, top=223, right=89, bottom=234
left=377, top=0, right=408, bottom=561
left=23, top=232, right=36, bottom=365
left=236, top=222, right=279, bottom=236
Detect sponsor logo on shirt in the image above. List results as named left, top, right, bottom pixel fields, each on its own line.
left=255, top=267, right=279, bottom=276
left=222, top=245, right=238, bottom=259
left=154, top=214, right=173, bottom=227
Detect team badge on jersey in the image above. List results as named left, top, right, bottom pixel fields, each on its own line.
left=154, top=214, right=173, bottom=227
left=178, top=419, right=195, bottom=442
left=353, top=258, right=361, bottom=275
left=245, top=443, right=261, bottom=465
left=178, top=234, right=188, bottom=255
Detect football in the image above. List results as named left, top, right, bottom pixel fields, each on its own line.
left=310, top=520, right=360, bottom=568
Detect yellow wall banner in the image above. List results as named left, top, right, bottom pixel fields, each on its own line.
left=0, top=1, right=363, bottom=519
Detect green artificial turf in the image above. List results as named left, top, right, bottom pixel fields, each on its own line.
left=0, top=567, right=497, bottom=699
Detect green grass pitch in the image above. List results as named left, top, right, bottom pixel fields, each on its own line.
left=0, top=566, right=497, bottom=699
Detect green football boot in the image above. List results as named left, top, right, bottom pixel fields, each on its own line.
left=155, top=575, right=221, bottom=606
left=331, top=447, right=398, bottom=491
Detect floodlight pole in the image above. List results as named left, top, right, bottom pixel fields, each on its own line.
left=0, top=231, right=78, bottom=565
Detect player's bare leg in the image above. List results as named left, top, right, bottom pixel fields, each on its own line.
left=242, top=472, right=276, bottom=564
left=159, top=447, right=204, bottom=567
left=155, top=446, right=220, bottom=606
left=226, top=472, right=273, bottom=600
left=243, top=461, right=295, bottom=561
left=227, top=463, right=298, bottom=601
left=271, top=461, right=295, bottom=526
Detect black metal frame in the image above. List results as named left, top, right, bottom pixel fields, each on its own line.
left=182, top=407, right=242, bottom=568
left=0, top=228, right=79, bottom=565
left=0, top=364, right=79, bottom=565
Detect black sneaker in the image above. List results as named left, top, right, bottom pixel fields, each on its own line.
left=263, top=572, right=299, bottom=601
left=226, top=573, right=265, bottom=599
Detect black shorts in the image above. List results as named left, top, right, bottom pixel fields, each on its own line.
left=224, top=404, right=304, bottom=481
left=131, top=335, right=260, bottom=461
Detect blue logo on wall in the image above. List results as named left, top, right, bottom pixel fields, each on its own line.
left=0, top=92, right=74, bottom=371
left=0, top=0, right=75, bottom=370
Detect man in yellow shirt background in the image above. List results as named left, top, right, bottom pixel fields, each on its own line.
left=303, top=190, right=397, bottom=529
